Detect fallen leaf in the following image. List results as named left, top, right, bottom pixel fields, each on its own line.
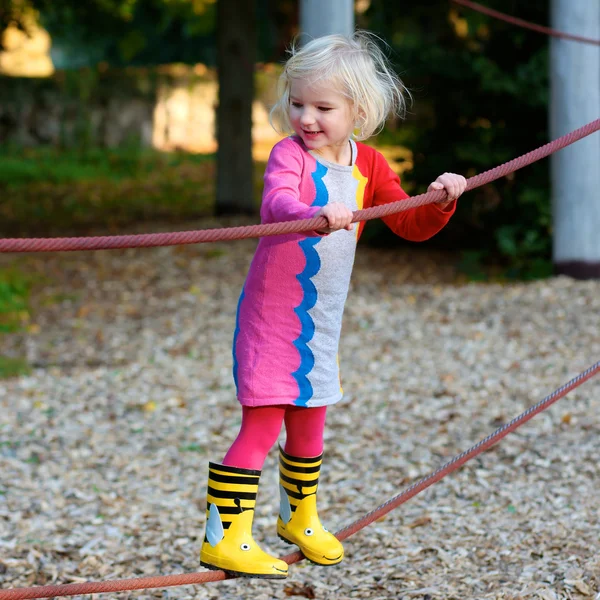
left=284, top=583, right=316, bottom=598
left=408, top=515, right=432, bottom=529
left=143, top=401, right=157, bottom=412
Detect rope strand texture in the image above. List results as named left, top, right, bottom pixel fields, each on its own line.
left=1, top=360, right=598, bottom=600
left=452, top=0, right=600, bottom=46
left=1, top=118, right=599, bottom=254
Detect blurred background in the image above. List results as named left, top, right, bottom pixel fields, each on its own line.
left=0, top=0, right=598, bottom=376
left=0, top=0, right=560, bottom=265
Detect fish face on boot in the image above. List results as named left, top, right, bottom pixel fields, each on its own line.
left=277, top=448, right=344, bottom=566
left=278, top=491, right=343, bottom=565
left=200, top=462, right=289, bottom=578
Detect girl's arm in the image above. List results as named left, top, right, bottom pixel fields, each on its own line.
left=372, top=153, right=458, bottom=242
left=260, top=141, right=322, bottom=225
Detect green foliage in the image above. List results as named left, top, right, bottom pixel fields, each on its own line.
left=456, top=250, right=489, bottom=282
left=7, top=0, right=288, bottom=67
left=360, top=0, right=553, bottom=279
left=493, top=185, right=553, bottom=280
left=0, top=146, right=265, bottom=235
left=0, top=268, right=31, bottom=333
left=27, top=0, right=217, bottom=67
left=0, top=356, right=31, bottom=378
left=0, top=145, right=208, bottom=185
left=0, top=266, right=33, bottom=378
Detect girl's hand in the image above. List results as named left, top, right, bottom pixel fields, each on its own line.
left=428, top=173, right=467, bottom=209
left=316, top=203, right=354, bottom=233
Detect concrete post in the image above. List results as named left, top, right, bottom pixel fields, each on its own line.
left=300, top=0, right=355, bottom=39
left=550, top=0, right=600, bottom=278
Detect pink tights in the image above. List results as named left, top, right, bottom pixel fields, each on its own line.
left=222, top=405, right=327, bottom=470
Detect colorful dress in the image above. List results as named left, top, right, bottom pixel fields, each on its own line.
left=233, top=136, right=456, bottom=408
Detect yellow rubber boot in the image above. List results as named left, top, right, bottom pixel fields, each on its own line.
left=277, top=447, right=344, bottom=566
left=200, top=462, right=288, bottom=578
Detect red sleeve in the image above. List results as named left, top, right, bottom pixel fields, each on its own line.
left=372, top=151, right=456, bottom=242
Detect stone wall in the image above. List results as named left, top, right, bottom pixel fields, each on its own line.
left=0, top=64, right=282, bottom=155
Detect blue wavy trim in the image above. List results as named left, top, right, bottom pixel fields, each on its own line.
left=311, top=161, right=329, bottom=208
left=292, top=237, right=320, bottom=405
left=292, top=162, right=328, bottom=406
left=232, top=288, right=245, bottom=393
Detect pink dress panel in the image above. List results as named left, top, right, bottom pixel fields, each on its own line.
left=233, top=148, right=320, bottom=406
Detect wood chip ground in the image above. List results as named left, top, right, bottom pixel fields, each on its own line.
left=1, top=220, right=599, bottom=599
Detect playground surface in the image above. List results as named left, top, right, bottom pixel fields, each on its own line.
left=1, top=220, right=599, bottom=599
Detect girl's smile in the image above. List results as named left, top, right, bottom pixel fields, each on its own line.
left=289, top=79, right=355, bottom=165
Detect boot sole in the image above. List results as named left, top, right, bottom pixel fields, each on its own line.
left=200, top=560, right=288, bottom=579
left=277, top=533, right=343, bottom=567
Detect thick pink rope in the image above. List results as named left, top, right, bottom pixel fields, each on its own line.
left=452, top=0, right=600, bottom=46
left=1, top=360, right=598, bottom=599
left=1, top=118, right=599, bottom=254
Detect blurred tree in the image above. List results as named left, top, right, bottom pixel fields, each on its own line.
left=215, top=0, right=256, bottom=215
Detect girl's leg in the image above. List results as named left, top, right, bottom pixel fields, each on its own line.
left=283, top=405, right=327, bottom=457
left=201, top=404, right=289, bottom=578
left=278, top=405, right=343, bottom=566
left=223, top=405, right=286, bottom=470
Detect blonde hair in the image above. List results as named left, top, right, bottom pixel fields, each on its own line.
left=269, top=30, right=409, bottom=141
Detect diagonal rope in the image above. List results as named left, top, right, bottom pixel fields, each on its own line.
left=1, top=118, right=599, bottom=253
left=1, top=360, right=598, bottom=600
left=451, top=0, right=600, bottom=46
left=334, top=360, right=600, bottom=541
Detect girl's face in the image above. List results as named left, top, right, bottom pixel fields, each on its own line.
left=288, top=78, right=355, bottom=164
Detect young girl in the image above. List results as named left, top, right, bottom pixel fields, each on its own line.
left=200, top=31, right=467, bottom=578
